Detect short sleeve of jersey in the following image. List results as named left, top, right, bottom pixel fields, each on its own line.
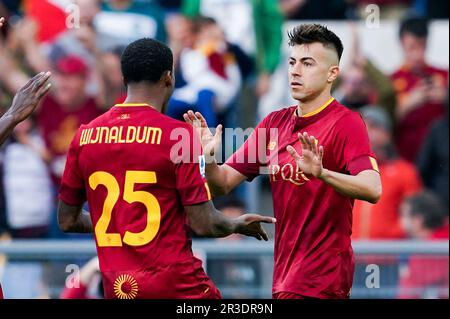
left=225, top=115, right=270, bottom=181
left=335, top=112, right=379, bottom=176
left=59, top=128, right=87, bottom=205
left=175, top=125, right=211, bottom=206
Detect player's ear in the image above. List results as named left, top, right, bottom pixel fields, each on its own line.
left=162, top=70, right=174, bottom=88
left=327, top=65, right=339, bottom=83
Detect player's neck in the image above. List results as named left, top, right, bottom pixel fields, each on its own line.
left=125, top=85, right=166, bottom=113
left=296, top=91, right=333, bottom=117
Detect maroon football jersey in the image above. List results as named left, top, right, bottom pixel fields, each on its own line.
left=60, top=103, right=219, bottom=299
left=226, top=98, right=378, bottom=299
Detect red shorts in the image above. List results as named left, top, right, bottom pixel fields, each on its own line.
left=0, top=283, right=3, bottom=299
left=102, top=258, right=221, bottom=299
left=273, top=292, right=318, bottom=299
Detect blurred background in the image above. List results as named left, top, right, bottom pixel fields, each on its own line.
left=0, top=0, right=448, bottom=299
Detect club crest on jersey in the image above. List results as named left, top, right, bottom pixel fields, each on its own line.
left=199, top=155, right=206, bottom=178
left=267, top=141, right=277, bottom=151
left=114, top=274, right=139, bottom=299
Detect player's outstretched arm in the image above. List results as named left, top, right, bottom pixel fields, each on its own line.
left=183, top=110, right=246, bottom=195
left=57, top=200, right=93, bottom=233
left=0, top=72, right=51, bottom=145
left=287, top=132, right=382, bottom=204
left=185, top=201, right=276, bottom=240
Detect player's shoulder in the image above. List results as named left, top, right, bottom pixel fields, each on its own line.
left=332, top=101, right=365, bottom=128
left=155, top=113, right=194, bottom=133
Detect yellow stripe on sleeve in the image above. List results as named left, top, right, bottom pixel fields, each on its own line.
left=369, top=157, right=380, bottom=173
left=205, top=182, right=212, bottom=201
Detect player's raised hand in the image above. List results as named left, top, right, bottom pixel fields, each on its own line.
left=183, top=110, right=222, bottom=159
left=287, top=132, right=324, bottom=178
left=5, top=72, right=52, bottom=124
left=234, top=214, right=276, bottom=241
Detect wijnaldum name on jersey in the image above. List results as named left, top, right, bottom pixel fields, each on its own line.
left=79, top=126, right=162, bottom=146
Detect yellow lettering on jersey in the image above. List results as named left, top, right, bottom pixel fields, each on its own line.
left=109, top=126, right=119, bottom=144
left=270, top=165, right=280, bottom=182
left=146, top=127, right=162, bottom=145
left=80, top=129, right=88, bottom=146
left=87, top=128, right=94, bottom=144
left=118, top=126, right=126, bottom=144
left=126, top=126, right=137, bottom=143
left=136, top=126, right=146, bottom=144
left=80, top=126, right=163, bottom=146
left=100, top=127, right=110, bottom=144
left=90, top=127, right=101, bottom=144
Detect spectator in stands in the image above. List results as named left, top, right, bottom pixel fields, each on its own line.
left=167, top=16, right=241, bottom=127
left=95, top=0, right=166, bottom=51
left=98, top=47, right=127, bottom=106
left=15, top=1, right=110, bottom=109
left=181, top=0, right=283, bottom=99
left=3, top=117, right=52, bottom=238
left=398, top=191, right=449, bottom=299
left=353, top=106, right=422, bottom=239
left=333, top=24, right=397, bottom=119
left=60, top=257, right=103, bottom=299
left=391, top=16, right=448, bottom=162
left=416, top=94, right=449, bottom=211
left=36, top=55, right=103, bottom=187
left=165, top=14, right=196, bottom=70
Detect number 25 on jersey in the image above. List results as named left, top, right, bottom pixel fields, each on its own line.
left=89, top=171, right=161, bottom=247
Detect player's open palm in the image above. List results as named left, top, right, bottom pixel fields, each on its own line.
left=287, top=132, right=324, bottom=178
left=183, top=111, right=222, bottom=159
left=5, top=72, right=52, bottom=124
left=235, top=214, right=276, bottom=241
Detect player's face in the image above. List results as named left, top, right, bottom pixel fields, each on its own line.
left=289, top=43, right=339, bottom=102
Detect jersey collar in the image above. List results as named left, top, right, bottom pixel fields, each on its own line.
left=115, top=103, right=154, bottom=108
left=294, top=97, right=335, bottom=118
left=292, top=97, right=337, bottom=131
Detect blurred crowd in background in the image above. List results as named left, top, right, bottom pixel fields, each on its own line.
left=0, top=0, right=448, bottom=299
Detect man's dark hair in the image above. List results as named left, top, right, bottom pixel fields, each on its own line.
left=121, top=38, right=173, bottom=85
left=288, top=24, right=344, bottom=61
left=406, top=191, right=447, bottom=230
left=399, top=17, right=429, bottom=39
